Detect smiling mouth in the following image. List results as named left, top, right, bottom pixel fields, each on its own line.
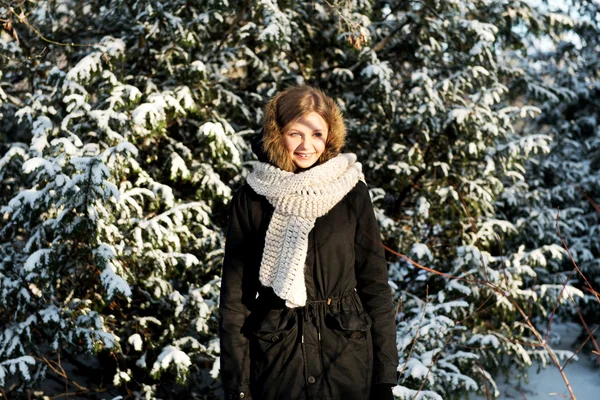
left=294, top=152, right=314, bottom=159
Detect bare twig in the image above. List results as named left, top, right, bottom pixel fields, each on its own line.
left=476, top=358, right=491, bottom=400
left=545, top=266, right=577, bottom=343
left=323, top=0, right=367, bottom=49
left=373, top=20, right=410, bottom=53
left=562, top=326, right=599, bottom=371
left=515, top=386, right=528, bottom=400
left=411, top=320, right=455, bottom=400
left=557, top=273, right=600, bottom=367
left=453, top=182, right=489, bottom=282
left=208, top=3, right=247, bottom=58
left=579, top=188, right=600, bottom=215
left=0, top=45, right=46, bottom=62
left=398, top=286, right=429, bottom=378
left=555, top=208, right=600, bottom=304
left=7, top=6, right=95, bottom=49
left=37, top=355, right=87, bottom=392
left=380, top=221, right=579, bottom=398
left=395, top=295, right=403, bottom=321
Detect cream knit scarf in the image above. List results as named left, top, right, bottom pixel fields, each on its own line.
left=247, top=153, right=364, bottom=308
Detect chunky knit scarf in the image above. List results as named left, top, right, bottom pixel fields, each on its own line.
left=247, top=153, right=364, bottom=308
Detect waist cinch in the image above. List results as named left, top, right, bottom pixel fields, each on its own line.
left=300, top=288, right=361, bottom=331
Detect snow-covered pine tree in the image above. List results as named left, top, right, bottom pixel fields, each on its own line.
left=0, top=1, right=249, bottom=398
left=315, top=1, right=590, bottom=398
left=0, top=0, right=378, bottom=397
left=1, top=0, right=597, bottom=399
left=496, top=0, right=600, bottom=341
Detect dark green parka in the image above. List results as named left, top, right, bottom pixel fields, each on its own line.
left=218, top=177, right=399, bottom=400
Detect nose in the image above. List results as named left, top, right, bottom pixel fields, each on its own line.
left=297, top=135, right=314, bottom=149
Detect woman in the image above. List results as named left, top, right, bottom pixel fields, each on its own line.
left=219, top=86, right=399, bottom=400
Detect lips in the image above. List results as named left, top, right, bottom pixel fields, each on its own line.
left=294, top=152, right=314, bottom=159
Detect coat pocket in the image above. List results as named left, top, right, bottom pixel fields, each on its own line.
left=251, top=308, right=297, bottom=352
left=326, top=310, right=372, bottom=340
left=249, top=308, right=298, bottom=382
left=253, top=326, right=291, bottom=352
left=322, top=309, right=373, bottom=395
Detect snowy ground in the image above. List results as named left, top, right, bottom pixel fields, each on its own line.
left=474, top=322, right=600, bottom=400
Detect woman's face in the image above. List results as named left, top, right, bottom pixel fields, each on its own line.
left=283, top=112, right=329, bottom=170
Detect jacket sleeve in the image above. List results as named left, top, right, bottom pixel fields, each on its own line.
left=219, top=187, right=258, bottom=399
left=353, top=181, right=399, bottom=385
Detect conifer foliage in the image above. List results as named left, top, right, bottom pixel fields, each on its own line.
left=0, top=1, right=244, bottom=398
left=0, top=1, right=598, bottom=399
left=497, top=0, right=600, bottom=338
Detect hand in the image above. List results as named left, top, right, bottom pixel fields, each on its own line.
left=370, top=383, right=394, bottom=400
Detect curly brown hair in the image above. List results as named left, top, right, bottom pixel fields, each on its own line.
left=261, top=85, right=346, bottom=172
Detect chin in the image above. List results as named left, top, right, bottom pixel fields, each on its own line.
left=293, top=156, right=319, bottom=169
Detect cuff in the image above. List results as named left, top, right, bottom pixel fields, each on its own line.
left=373, top=362, right=400, bottom=385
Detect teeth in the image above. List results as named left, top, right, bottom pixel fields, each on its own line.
left=296, top=153, right=313, bottom=158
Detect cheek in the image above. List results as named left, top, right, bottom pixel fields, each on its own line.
left=283, top=137, right=297, bottom=153
left=316, top=138, right=327, bottom=154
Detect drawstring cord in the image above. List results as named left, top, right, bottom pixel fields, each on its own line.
left=298, top=289, right=359, bottom=387
left=300, top=288, right=357, bottom=328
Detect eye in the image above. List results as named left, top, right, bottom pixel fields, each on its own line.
left=288, top=132, right=300, bottom=137
left=313, top=132, right=323, bottom=137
